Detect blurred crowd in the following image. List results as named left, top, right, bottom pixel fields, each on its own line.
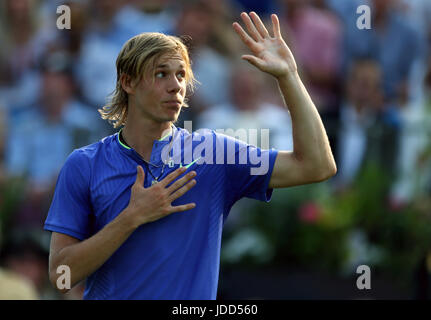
left=0, top=0, right=430, bottom=299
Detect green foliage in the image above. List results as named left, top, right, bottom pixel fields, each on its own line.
left=0, top=177, right=26, bottom=245
left=222, top=162, right=431, bottom=284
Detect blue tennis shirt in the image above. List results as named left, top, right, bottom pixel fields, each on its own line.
left=44, top=125, right=278, bottom=299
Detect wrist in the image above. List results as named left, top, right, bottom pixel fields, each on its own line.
left=119, top=206, right=142, bottom=231
left=276, top=70, right=300, bottom=84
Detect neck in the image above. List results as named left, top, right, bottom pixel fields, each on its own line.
left=122, top=116, right=172, bottom=162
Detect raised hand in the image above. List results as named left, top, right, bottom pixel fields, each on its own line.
left=126, top=166, right=197, bottom=225
left=233, top=12, right=297, bottom=79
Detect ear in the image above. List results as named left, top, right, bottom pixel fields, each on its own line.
left=120, top=73, right=136, bottom=95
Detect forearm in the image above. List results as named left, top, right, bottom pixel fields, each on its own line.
left=50, top=208, right=138, bottom=290
left=277, top=72, right=336, bottom=175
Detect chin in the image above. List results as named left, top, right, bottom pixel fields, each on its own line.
left=154, top=107, right=181, bottom=123
left=167, top=111, right=181, bottom=121
left=157, top=114, right=178, bottom=123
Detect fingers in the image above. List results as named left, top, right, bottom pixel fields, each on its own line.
left=170, top=202, right=196, bottom=213
left=168, top=179, right=197, bottom=203
left=240, top=12, right=262, bottom=42
left=159, top=166, right=187, bottom=187
left=166, top=170, right=196, bottom=194
left=234, top=12, right=281, bottom=41
left=233, top=21, right=256, bottom=48
left=249, top=12, right=270, bottom=39
left=134, top=165, right=145, bottom=187
left=271, top=14, right=281, bottom=38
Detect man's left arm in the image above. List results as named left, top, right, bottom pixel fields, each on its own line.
left=233, top=12, right=337, bottom=189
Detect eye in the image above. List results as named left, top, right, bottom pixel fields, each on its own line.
left=177, top=71, right=186, bottom=80
left=155, top=71, right=165, bottom=78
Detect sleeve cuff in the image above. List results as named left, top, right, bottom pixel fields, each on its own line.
left=44, top=223, right=87, bottom=241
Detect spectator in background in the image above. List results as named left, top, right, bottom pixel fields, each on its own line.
left=0, top=228, right=85, bottom=299
left=339, top=0, right=421, bottom=108
left=335, top=59, right=400, bottom=190
left=391, top=56, right=431, bottom=206
left=0, top=267, right=39, bottom=299
left=0, top=222, right=39, bottom=300
left=398, top=0, right=431, bottom=38
left=74, top=0, right=130, bottom=108
left=326, top=0, right=364, bottom=25
left=197, top=63, right=293, bottom=150
left=0, top=0, right=54, bottom=112
left=278, top=0, right=343, bottom=157
left=396, top=0, right=431, bottom=109
left=279, top=0, right=343, bottom=116
left=57, top=0, right=91, bottom=61
left=0, top=0, right=38, bottom=84
left=116, top=0, right=178, bottom=35
left=0, top=235, right=50, bottom=299
left=196, top=0, right=244, bottom=57
left=174, top=0, right=233, bottom=120
left=5, top=51, right=105, bottom=228
left=388, top=0, right=431, bottom=207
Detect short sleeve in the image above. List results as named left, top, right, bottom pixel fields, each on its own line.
left=44, top=149, right=92, bottom=240
left=213, top=132, right=278, bottom=206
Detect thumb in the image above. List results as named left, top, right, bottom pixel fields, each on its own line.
left=242, top=55, right=265, bottom=70
left=134, top=165, right=145, bottom=187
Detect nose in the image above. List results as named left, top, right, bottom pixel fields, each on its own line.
left=167, top=75, right=183, bottom=94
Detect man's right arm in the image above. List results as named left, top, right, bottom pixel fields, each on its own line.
left=49, top=165, right=197, bottom=293
left=49, top=208, right=137, bottom=293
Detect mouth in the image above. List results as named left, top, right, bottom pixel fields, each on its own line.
left=163, top=100, right=182, bottom=108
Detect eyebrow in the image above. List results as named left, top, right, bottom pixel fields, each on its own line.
left=155, top=63, right=185, bottom=70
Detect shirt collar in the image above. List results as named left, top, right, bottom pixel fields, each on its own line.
left=115, top=125, right=180, bottom=165
left=117, top=124, right=177, bottom=149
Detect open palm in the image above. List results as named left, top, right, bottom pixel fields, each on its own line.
left=233, top=12, right=297, bottom=78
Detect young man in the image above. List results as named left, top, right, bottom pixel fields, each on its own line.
left=45, top=12, right=336, bottom=299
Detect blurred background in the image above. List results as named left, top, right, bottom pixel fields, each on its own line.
left=0, top=0, right=430, bottom=299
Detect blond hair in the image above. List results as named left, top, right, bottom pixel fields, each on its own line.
left=99, top=32, right=196, bottom=128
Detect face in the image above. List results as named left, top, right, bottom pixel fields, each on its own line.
left=127, top=52, right=187, bottom=123
left=41, top=72, right=73, bottom=115
left=347, top=62, right=383, bottom=110
left=178, top=7, right=212, bottom=46
left=7, top=0, right=30, bottom=21
left=231, top=67, right=261, bottom=110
